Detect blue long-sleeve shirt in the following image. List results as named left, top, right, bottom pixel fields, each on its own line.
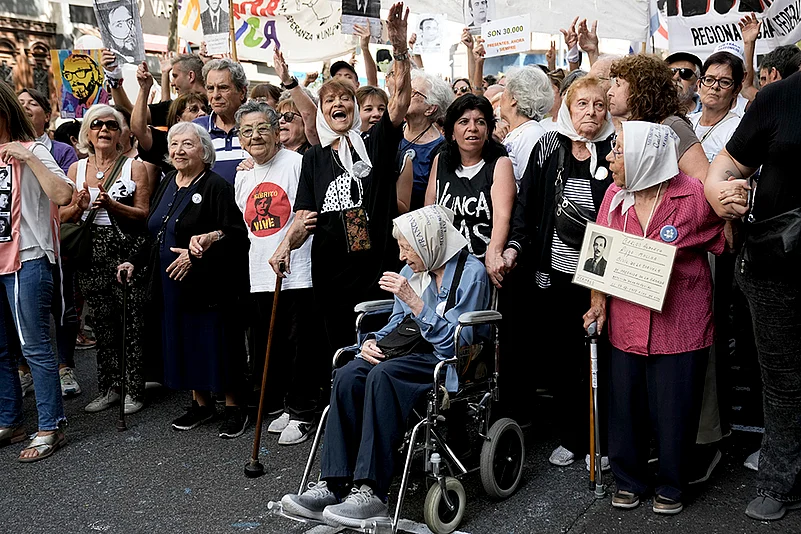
left=366, top=252, right=491, bottom=391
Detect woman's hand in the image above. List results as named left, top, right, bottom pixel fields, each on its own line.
left=386, top=2, right=410, bottom=52
left=0, top=142, right=33, bottom=164
left=577, top=19, right=599, bottom=55
left=484, top=250, right=508, bottom=288
left=545, top=40, right=557, bottom=71
left=460, top=28, right=473, bottom=50
left=269, top=245, right=291, bottom=277
left=360, top=338, right=385, bottom=365
left=354, top=21, right=372, bottom=48
left=237, top=157, right=255, bottom=172
left=166, top=247, right=192, bottom=281
left=302, top=211, right=318, bottom=233
left=189, top=232, right=219, bottom=258
left=716, top=177, right=751, bottom=219
left=76, top=182, right=91, bottom=211
left=493, top=119, right=509, bottom=143
left=472, top=37, right=486, bottom=62
left=379, top=271, right=422, bottom=311
left=92, top=182, right=114, bottom=209
left=273, top=49, right=292, bottom=86
left=560, top=16, right=579, bottom=51
left=739, top=12, right=762, bottom=45
left=116, top=262, right=134, bottom=284
left=502, top=247, right=518, bottom=271
left=583, top=291, right=607, bottom=334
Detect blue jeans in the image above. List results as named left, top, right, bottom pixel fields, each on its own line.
left=0, top=258, right=65, bottom=431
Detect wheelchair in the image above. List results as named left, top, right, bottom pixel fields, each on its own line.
left=267, top=295, right=525, bottom=534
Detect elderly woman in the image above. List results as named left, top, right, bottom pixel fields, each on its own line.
left=233, top=101, right=322, bottom=446
left=584, top=121, right=724, bottom=515
left=118, top=122, right=249, bottom=437
left=499, top=66, right=553, bottom=186
left=276, top=98, right=313, bottom=154
left=505, top=76, right=614, bottom=462
left=607, top=54, right=709, bottom=182
left=61, top=105, right=152, bottom=416
left=280, top=205, right=490, bottom=527
left=425, top=93, right=516, bottom=289
left=0, top=80, right=73, bottom=462
left=269, top=2, right=412, bottom=357
left=400, top=70, right=453, bottom=211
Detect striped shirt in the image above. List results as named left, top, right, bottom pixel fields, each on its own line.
left=550, top=175, right=595, bottom=274
left=193, top=112, right=246, bottom=185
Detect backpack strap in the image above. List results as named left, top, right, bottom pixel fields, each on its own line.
left=445, top=248, right=469, bottom=312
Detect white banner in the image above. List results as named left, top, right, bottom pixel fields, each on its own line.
left=666, top=0, right=801, bottom=58
left=178, top=0, right=353, bottom=63
left=481, top=14, right=530, bottom=58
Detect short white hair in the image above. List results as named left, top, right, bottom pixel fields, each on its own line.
left=411, top=70, right=454, bottom=123
left=76, top=104, right=126, bottom=155
left=165, top=122, right=216, bottom=168
left=504, top=66, right=553, bottom=121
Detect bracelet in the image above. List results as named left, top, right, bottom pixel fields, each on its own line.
left=393, top=49, right=410, bottom=62
left=281, top=77, right=299, bottom=90
left=567, top=44, right=580, bottom=64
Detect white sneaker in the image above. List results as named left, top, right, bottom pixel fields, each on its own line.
left=549, top=445, right=575, bottom=466
left=267, top=412, right=290, bottom=434
left=585, top=454, right=611, bottom=472
left=18, top=371, right=34, bottom=397
left=59, top=367, right=81, bottom=396
left=278, top=420, right=314, bottom=446
left=744, top=449, right=760, bottom=471
left=124, top=394, right=144, bottom=415
left=85, top=389, right=120, bottom=412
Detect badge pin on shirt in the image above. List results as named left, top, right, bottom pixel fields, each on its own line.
left=192, top=193, right=202, bottom=204
left=660, top=225, right=677, bottom=243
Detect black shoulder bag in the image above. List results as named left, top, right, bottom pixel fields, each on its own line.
left=553, top=144, right=597, bottom=250
left=742, top=180, right=801, bottom=264
left=376, top=248, right=469, bottom=359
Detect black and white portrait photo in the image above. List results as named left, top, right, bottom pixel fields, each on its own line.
left=93, top=0, right=146, bottom=64
left=464, top=0, right=493, bottom=31
left=0, top=193, right=9, bottom=211
left=341, top=0, right=380, bottom=19
left=583, top=233, right=609, bottom=277
left=201, top=0, right=230, bottom=36
left=0, top=167, right=10, bottom=190
left=413, top=15, right=443, bottom=54
left=0, top=214, right=11, bottom=241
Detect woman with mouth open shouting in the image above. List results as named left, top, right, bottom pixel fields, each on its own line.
left=269, top=2, right=413, bottom=358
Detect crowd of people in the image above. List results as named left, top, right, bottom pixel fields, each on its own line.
left=1, top=1, right=801, bottom=527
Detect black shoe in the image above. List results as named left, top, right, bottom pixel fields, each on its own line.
left=172, top=401, right=217, bottom=431
left=688, top=445, right=722, bottom=485
left=219, top=406, right=250, bottom=439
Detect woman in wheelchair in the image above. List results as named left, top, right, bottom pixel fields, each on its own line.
left=280, top=205, right=490, bottom=528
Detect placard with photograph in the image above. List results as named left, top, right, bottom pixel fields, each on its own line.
left=93, top=0, right=146, bottom=64
left=464, top=0, right=494, bottom=34
left=413, top=14, right=444, bottom=54
left=0, top=164, right=12, bottom=243
left=572, top=222, right=677, bottom=312
left=341, top=0, right=382, bottom=41
left=51, top=50, right=111, bottom=119
left=199, top=0, right=231, bottom=55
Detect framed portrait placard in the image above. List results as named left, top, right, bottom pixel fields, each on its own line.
left=572, top=222, right=677, bottom=312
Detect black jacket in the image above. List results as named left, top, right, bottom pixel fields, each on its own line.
left=507, top=131, right=612, bottom=274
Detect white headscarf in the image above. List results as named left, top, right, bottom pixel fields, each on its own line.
left=392, top=205, right=469, bottom=297
left=315, top=99, right=372, bottom=178
left=608, top=121, right=680, bottom=223
left=556, top=100, right=616, bottom=175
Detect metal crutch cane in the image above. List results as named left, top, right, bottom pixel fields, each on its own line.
left=587, top=321, right=604, bottom=497
left=245, top=262, right=284, bottom=478
left=116, top=270, right=129, bottom=432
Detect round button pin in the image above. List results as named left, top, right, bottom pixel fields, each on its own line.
left=660, top=225, right=677, bottom=243
left=192, top=193, right=202, bottom=204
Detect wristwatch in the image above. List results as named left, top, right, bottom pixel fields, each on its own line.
left=393, top=49, right=410, bottom=62
left=281, top=77, right=299, bottom=90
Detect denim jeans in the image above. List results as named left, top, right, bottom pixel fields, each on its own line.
left=736, top=255, right=801, bottom=502
left=0, top=258, right=65, bottom=431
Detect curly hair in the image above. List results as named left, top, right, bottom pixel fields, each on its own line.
left=610, top=54, right=681, bottom=122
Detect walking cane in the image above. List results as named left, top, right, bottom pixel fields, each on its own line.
left=244, top=262, right=284, bottom=478
left=587, top=321, right=604, bottom=497
left=116, top=270, right=129, bottom=432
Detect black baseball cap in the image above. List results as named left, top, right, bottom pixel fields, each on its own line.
left=330, top=60, right=358, bottom=78
left=665, top=51, right=703, bottom=73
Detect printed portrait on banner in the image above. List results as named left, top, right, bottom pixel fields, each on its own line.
left=93, top=0, right=146, bottom=63
left=464, top=0, right=493, bottom=34
left=50, top=50, right=110, bottom=119
left=413, top=14, right=444, bottom=54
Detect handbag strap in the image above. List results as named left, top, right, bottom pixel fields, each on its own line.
left=83, top=155, right=128, bottom=226
left=445, top=248, right=469, bottom=312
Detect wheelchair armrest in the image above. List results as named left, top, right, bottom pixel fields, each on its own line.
left=354, top=300, right=395, bottom=315
left=458, top=310, right=502, bottom=326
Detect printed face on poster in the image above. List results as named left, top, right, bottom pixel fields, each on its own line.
left=0, top=165, right=11, bottom=242
left=464, top=0, right=493, bottom=34
left=572, top=222, right=677, bottom=312
left=413, top=14, right=444, bottom=54
left=93, top=0, right=146, bottom=64
left=50, top=50, right=111, bottom=119
left=199, top=0, right=232, bottom=54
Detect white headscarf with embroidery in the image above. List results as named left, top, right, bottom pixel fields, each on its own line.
left=316, top=97, right=372, bottom=178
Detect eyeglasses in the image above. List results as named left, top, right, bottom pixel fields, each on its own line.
left=279, top=112, right=302, bottom=123
left=671, top=67, right=697, bottom=80
left=89, top=119, right=120, bottom=132
left=611, top=147, right=623, bottom=158
left=453, top=85, right=470, bottom=95
left=239, top=123, right=274, bottom=138
left=64, top=68, right=94, bottom=82
left=412, top=89, right=429, bottom=100
left=700, top=75, right=735, bottom=89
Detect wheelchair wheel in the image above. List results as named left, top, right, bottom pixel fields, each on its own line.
left=480, top=418, right=525, bottom=499
left=423, top=476, right=466, bottom=534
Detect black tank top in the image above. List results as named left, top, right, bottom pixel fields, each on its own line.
left=435, top=157, right=498, bottom=258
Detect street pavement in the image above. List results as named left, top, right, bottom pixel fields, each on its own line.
left=3, top=347, right=800, bottom=534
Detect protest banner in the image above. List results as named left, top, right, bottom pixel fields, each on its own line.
left=481, top=14, right=530, bottom=57
left=51, top=49, right=111, bottom=119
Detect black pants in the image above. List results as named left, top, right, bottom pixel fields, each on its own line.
left=250, top=288, right=325, bottom=422
left=608, top=347, right=708, bottom=502
left=320, top=354, right=439, bottom=499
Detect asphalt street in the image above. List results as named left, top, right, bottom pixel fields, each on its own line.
left=3, top=347, right=800, bottom=534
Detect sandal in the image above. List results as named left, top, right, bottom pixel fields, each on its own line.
left=18, top=431, right=66, bottom=463
left=0, top=426, right=26, bottom=447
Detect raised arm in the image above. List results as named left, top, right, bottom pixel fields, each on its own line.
left=578, top=19, right=600, bottom=66
left=101, top=49, right=134, bottom=115
left=471, top=38, right=486, bottom=97
left=739, top=13, right=761, bottom=101
left=561, top=17, right=582, bottom=71
left=274, top=49, right=319, bottom=145
left=159, top=53, right=174, bottom=102
left=0, top=144, right=72, bottom=205
left=354, top=21, right=379, bottom=87
left=461, top=29, right=476, bottom=93
left=132, top=62, right=155, bottom=152
left=386, top=2, right=412, bottom=127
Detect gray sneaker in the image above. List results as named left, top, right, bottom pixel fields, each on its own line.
left=281, top=481, right=339, bottom=521
left=746, top=496, right=801, bottom=521
left=59, top=367, right=81, bottom=397
left=322, top=485, right=389, bottom=528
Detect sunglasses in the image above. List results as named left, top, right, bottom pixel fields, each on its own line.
left=89, top=119, right=120, bottom=132
left=453, top=85, right=471, bottom=95
left=280, top=112, right=302, bottom=123
left=671, top=67, right=697, bottom=80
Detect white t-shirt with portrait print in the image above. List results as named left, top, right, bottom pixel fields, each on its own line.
left=234, top=148, right=313, bottom=293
